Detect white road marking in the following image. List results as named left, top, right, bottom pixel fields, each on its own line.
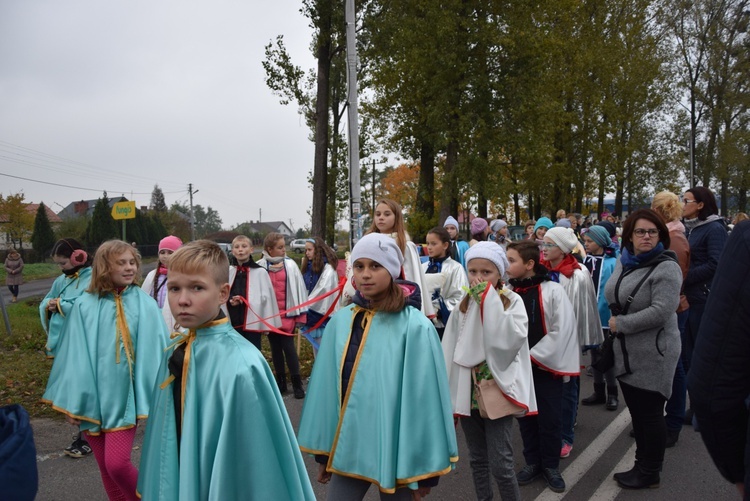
left=533, top=409, right=633, bottom=500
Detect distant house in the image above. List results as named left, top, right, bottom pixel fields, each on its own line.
left=57, top=196, right=129, bottom=220
left=242, top=220, right=294, bottom=239
left=0, top=202, right=63, bottom=250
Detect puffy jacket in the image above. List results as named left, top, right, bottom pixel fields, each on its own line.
left=684, top=217, right=728, bottom=305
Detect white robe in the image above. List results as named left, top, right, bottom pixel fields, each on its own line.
left=509, top=281, right=580, bottom=375
left=442, top=285, right=537, bottom=417
left=422, top=257, right=469, bottom=326
left=556, top=267, right=604, bottom=349
left=256, top=256, right=309, bottom=318
left=228, top=266, right=281, bottom=331
left=306, top=263, right=340, bottom=317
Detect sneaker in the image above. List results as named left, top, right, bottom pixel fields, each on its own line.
left=516, top=464, right=542, bottom=485
left=543, top=467, right=566, bottom=493
left=560, top=442, right=573, bottom=458
left=64, top=436, right=92, bottom=458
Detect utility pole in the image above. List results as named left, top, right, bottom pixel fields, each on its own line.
left=188, top=183, right=196, bottom=241
left=345, top=0, right=361, bottom=251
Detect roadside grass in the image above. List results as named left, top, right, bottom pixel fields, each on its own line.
left=0, top=296, right=57, bottom=417
left=0, top=294, right=316, bottom=420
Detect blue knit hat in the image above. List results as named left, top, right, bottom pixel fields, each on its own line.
left=534, top=217, right=553, bottom=233
left=585, top=225, right=612, bottom=249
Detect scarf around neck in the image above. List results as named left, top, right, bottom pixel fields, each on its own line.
left=620, top=243, right=665, bottom=270
left=542, top=253, right=579, bottom=282
left=261, top=251, right=285, bottom=265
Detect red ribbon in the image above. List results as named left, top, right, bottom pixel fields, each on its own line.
left=236, top=277, right=346, bottom=336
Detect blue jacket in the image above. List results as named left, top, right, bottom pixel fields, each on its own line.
left=685, top=217, right=728, bottom=305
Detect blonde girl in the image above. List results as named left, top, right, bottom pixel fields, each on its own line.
left=42, top=240, right=169, bottom=501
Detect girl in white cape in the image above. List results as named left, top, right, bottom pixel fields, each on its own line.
left=442, top=242, right=536, bottom=501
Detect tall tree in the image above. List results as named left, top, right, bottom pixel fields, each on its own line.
left=263, top=0, right=348, bottom=241
left=31, top=203, right=56, bottom=261
left=0, top=192, right=34, bottom=250
left=85, top=193, right=118, bottom=246
left=150, top=184, right=168, bottom=212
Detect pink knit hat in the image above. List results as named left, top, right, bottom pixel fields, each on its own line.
left=159, top=235, right=183, bottom=252
left=471, top=218, right=488, bottom=235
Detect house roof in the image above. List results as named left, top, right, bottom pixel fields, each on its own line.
left=0, top=202, right=63, bottom=224
left=57, top=197, right=128, bottom=219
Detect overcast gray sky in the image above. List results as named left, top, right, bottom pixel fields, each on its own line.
left=0, top=1, right=318, bottom=232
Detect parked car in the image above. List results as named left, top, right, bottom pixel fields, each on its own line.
left=289, top=239, right=308, bottom=252
left=508, top=225, right=526, bottom=241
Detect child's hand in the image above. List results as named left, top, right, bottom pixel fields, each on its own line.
left=47, top=299, right=58, bottom=311
left=469, top=277, right=485, bottom=288
left=229, top=296, right=242, bottom=307
left=317, top=463, right=332, bottom=484
left=65, top=415, right=81, bottom=426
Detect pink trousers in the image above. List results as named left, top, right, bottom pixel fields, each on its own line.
left=85, top=427, right=139, bottom=501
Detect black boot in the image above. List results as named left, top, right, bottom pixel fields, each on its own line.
left=276, top=373, right=288, bottom=394
left=614, top=461, right=660, bottom=489
left=582, top=383, right=606, bottom=405
left=291, top=374, right=305, bottom=399
left=606, top=385, right=619, bottom=410
left=665, top=428, right=680, bottom=447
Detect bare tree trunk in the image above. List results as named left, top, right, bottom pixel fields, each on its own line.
left=439, top=140, right=459, bottom=224
left=311, top=1, right=332, bottom=239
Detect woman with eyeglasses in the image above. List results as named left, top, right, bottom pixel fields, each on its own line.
left=681, top=187, right=729, bottom=378
left=604, top=209, right=682, bottom=489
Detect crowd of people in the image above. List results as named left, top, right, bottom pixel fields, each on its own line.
left=4, top=187, right=747, bottom=500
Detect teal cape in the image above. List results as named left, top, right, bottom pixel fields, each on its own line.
left=39, top=267, right=93, bottom=357
left=42, top=286, right=170, bottom=433
left=137, top=319, right=315, bottom=500
left=298, top=304, right=458, bottom=493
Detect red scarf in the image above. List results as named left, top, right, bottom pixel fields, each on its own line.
left=541, top=253, right=580, bottom=279
left=156, top=263, right=168, bottom=275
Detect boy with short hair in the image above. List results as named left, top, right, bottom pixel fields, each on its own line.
left=227, top=234, right=279, bottom=351
left=137, top=240, right=315, bottom=500
left=506, top=240, right=579, bottom=492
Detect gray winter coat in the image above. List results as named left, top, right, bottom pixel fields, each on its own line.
left=604, top=251, right=682, bottom=398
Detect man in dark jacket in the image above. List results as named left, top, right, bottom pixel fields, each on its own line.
left=688, top=220, right=750, bottom=499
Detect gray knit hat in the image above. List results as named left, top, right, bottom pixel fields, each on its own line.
left=350, top=233, right=404, bottom=279
left=464, top=241, right=509, bottom=276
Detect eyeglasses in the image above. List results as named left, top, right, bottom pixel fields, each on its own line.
left=633, top=229, right=659, bottom=237
left=540, top=243, right=559, bottom=249
left=683, top=199, right=698, bottom=204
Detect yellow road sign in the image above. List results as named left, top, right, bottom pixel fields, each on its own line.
left=111, top=201, right=136, bottom=220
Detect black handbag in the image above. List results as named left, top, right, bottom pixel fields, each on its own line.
left=591, top=264, right=659, bottom=373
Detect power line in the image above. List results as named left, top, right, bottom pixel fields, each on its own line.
left=0, top=139, right=185, bottom=189
left=0, top=171, right=184, bottom=196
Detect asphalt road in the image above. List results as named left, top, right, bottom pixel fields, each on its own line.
left=32, top=389, right=735, bottom=501
left=6, top=270, right=738, bottom=500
